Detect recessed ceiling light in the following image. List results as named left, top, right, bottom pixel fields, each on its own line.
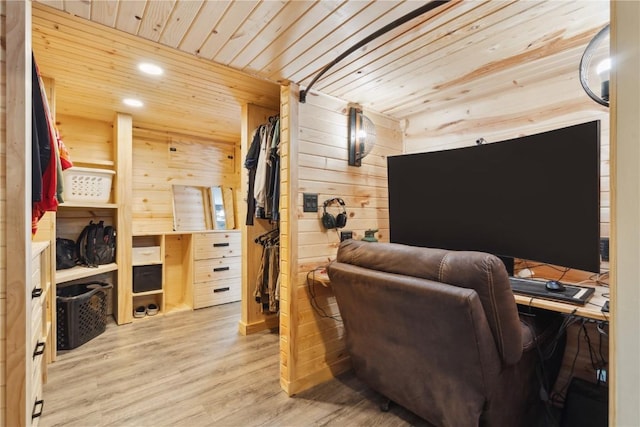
left=123, top=98, right=144, bottom=108
left=138, top=62, right=163, bottom=76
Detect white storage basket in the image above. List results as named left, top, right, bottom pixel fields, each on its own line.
left=62, top=167, right=115, bottom=203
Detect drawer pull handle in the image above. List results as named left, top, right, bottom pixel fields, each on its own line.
left=32, top=288, right=43, bottom=298
left=33, top=341, right=46, bottom=358
left=213, top=242, right=230, bottom=247
left=32, top=399, right=44, bottom=419
left=213, top=287, right=230, bottom=293
left=213, top=267, right=230, bottom=272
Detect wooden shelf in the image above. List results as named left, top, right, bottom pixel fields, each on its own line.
left=32, top=241, right=50, bottom=256
left=72, top=158, right=115, bottom=167
left=59, top=202, right=117, bottom=209
left=56, top=263, right=118, bottom=284
left=132, top=289, right=163, bottom=297
left=132, top=229, right=239, bottom=237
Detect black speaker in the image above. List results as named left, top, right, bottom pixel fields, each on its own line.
left=322, top=198, right=347, bottom=229
left=561, top=377, right=608, bottom=427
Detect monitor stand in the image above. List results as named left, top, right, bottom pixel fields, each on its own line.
left=498, top=256, right=515, bottom=276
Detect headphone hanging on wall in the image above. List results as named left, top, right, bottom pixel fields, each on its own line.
left=322, top=198, right=347, bottom=229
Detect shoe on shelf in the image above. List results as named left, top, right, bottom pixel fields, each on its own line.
left=134, top=306, right=146, bottom=318
left=146, top=303, right=159, bottom=316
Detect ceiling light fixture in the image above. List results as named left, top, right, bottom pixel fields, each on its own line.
left=138, top=62, right=163, bottom=76
left=123, top=98, right=144, bottom=108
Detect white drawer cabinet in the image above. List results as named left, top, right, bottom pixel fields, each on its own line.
left=18, top=241, right=52, bottom=426
left=193, top=231, right=241, bottom=309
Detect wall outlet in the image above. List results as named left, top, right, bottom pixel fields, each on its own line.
left=340, top=231, right=353, bottom=242
left=596, top=368, right=607, bottom=383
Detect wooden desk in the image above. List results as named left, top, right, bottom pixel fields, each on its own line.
left=515, top=285, right=609, bottom=321
left=310, top=270, right=610, bottom=321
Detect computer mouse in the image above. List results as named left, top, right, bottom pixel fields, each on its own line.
left=545, top=280, right=566, bottom=292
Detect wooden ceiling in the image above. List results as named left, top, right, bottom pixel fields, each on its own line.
left=32, top=0, right=609, bottom=142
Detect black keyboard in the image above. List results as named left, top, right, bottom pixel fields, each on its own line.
left=509, top=277, right=595, bottom=305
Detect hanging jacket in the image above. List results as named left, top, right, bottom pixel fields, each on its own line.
left=245, top=125, right=264, bottom=226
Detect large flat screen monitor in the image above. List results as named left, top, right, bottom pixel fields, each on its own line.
left=387, top=120, right=601, bottom=273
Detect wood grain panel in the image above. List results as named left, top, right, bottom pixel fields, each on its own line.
left=164, top=234, right=192, bottom=313
left=0, top=2, right=6, bottom=422
left=136, top=0, right=176, bottom=43
left=114, top=1, right=146, bottom=34
left=284, top=0, right=462, bottom=85
left=132, top=129, right=240, bottom=234
left=90, top=0, right=118, bottom=27
left=278, top=85, right=298, bottom=393
left=197, top=0, right=259, bottom=60
left=5, top=2, right=31, bottom=425
left=32, top=3, right=280, bottom=144
left=158, top=0, right=204, bottom=48
left=176, top=1, right=228, bottom=55
left=241, top=0, right=350, bottom=75
left=31, top=0, right=608, bottom=150
left=284, top=91, right=402, bottom=394
left=56, top=114, right=114, bottom=166
left=56, top=208, right=117, bottom=242
left=211, top=1, right=288, bottom=67
left=168, top=139, right=235, bottom=173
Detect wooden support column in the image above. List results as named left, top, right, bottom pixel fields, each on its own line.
left=279, top=83, right=299, bottom=395
left=611, top=1, right=640, bottom=424
left=5, top=1, right=32, bottom=425
left=114, top=113, right=133, bottom=324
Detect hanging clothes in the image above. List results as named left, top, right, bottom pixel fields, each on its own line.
left=31, top=53, right=73, bottom=234
left=32, top=53, right=60, bottom=234
left=265, top=116, right=280, bottom=221
left=253, top=121, right=270, bottom=219
left=244, top=126, right=264, bottom=226
left=253, top=228, right=280, bottom=314
left=245, top=115, right=281, bottom=223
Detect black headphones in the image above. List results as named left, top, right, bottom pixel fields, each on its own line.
left=322, top=198, right=347, bottom=229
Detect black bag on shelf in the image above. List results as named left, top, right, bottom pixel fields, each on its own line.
left=76, top=220, right=116, bottom=267
left=56, top=237, right=77, bottom=270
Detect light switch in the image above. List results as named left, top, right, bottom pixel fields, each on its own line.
left=303, top=193, right=318, bottom=212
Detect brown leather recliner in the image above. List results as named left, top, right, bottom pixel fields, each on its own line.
left=327, top=240, right=564, bottom=427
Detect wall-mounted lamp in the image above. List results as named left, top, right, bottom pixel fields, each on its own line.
left=579, top=24, right=610, bottom=107
left=348, top=107, right=376, bottom=167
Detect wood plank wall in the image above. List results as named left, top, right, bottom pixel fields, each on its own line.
left=131, top=128, right=240, bottom=234
left=282, top=89, right=403, bottom=394
left=0, top=2, right=7, bottom=422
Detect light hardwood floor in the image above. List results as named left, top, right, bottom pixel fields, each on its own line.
left=41, top=302, right=428, bottom=426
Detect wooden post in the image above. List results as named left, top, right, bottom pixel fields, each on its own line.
left=610, top=1, right=640, bottom=424
left=278, top=83, right=300, bottom=395
left=5, top=1, right=32, bottom=425
left=114, top=113, right=133, bottom=324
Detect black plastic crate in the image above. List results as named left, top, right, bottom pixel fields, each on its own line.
left=57, top=282, right=112, bottom=350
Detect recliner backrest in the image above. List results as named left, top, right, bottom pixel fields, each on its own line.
left=335, top=240, right=523, bottom=365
